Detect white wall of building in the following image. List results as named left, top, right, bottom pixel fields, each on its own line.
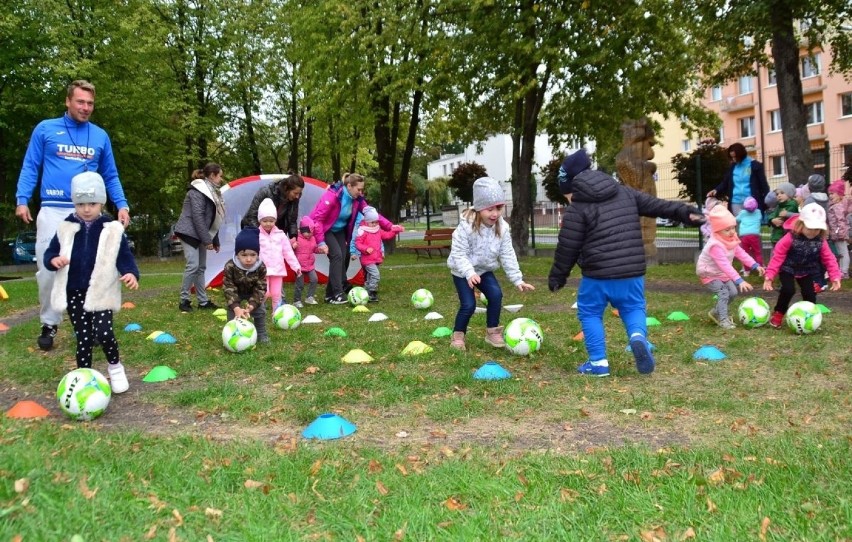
left=426, top=134, right=589, bottom=204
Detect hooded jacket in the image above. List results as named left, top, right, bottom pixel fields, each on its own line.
left=241, top=180, right=300, bottom=238
left=44, top=214, right=139, bottom=312
left=174, top=179, right=224, bottom=249
left=258, top=223, right=301, bottom=277
left=549, top=170, right=701, bottom=286
left=292, top=216, right=321, bottom=271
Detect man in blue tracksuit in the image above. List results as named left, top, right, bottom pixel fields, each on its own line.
left=15, top=80, right=131, bottom=351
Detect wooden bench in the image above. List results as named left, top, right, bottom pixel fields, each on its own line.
left=409, top=227, right=454, bottom=259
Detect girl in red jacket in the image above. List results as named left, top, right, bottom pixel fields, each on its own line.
left=353, top=206, right=404, bottom=302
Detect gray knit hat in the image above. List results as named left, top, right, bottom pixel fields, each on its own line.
left=776, top=182, right=796, bottom=199
left=806, top=174, right=826, bottom=193
left=472, top=177, right=505, bottom=211
left=362, top=206, right=379, bottom=222
left=71, top=171, right=106, bottom=204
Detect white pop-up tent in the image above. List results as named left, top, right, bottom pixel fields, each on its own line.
left=204, top=174, right=363, bottom=289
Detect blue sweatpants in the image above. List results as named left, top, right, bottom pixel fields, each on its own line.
left=577, top=276, right=648, bottom=362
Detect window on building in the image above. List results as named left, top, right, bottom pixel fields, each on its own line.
left=739, top=116, right=755, bottom=138
left=711, top=86, right=722, bottom=101
left=718, top=126, right=724, bottom=144
left=801, top=53, right=821, bottom=78
left=771, top=155, right=786, bottom=177
left=738, top=76, right=753, bottom=94
left=681, top=139, right=691, bottom=152
left=767, top=69, right=777, bottom=86
left=841, top=93, right=852, bottom=117
left=805, top=101, right=823, bottom=124
left=442, top=164, right=447, bottom=176
left=768, top=110, right=782, bottom=132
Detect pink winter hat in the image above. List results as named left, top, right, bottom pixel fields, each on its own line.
left=828, top=180, right=845, bottom=197
left=743, top=196, right=758, bottom=212
left=707, top=205, right=737, bottom=233
left=258, top=198, right=277, bottom=221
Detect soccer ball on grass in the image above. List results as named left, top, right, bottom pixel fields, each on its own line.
left=222, top=318, right=257, bottom=352
left=503, top=317, right=544, bottom=355
left=785, top=301, right=822, bottom=334
left=348, top=286, right=370, bottom=306
left=56, top=368, right=111, bottom=421
left=411, top=288, right=434, bottom=309
left=273, top=304, right=301, bottom=330
left=737, top=297, right=771, bottom=328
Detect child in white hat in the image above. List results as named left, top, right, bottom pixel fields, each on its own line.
left=447, top=177, right=535, bottom=351
left=43, top=171, right=139, bottom=393
left=257, top=198, right=301, bottom=310
left=763, top=203, right=842, bottom=327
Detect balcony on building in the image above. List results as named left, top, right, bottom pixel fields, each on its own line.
left=807, top=123, right=825, bottom=141
left=720, top=93, right=756, bottom=113
left=801, top=75, right=826, bottom=96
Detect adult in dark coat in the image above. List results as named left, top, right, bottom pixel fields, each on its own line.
left=707, top=143, right=770, bottom=215
left=549, top=149, right=703, bottom=377
left=241, top=175, right=304, bottom=239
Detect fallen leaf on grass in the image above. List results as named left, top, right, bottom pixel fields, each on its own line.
left=707, top=468, right=725, bottom=485
left=376, top=480, right=389, bottom=495
left=640, top=412, right=653, bottom=420
left=706, top=497, right=717, bottom=512
left=620, top=409, right=637, bottom=415
left=14, top=479, right=29, bottom=494
left=444, top=497, right=467, bottom=511
left=396, top=431, right=409, bottom=438
left=244, top=479, right=265, bottom=489
left=560, top=488, right=579, bottom=502
left=172, top=509, right=184, bottom=526
left=759, top=517, right=770, bottom=541
left=79, top=476, right=97, bottom=499
left=368, top=459, right=382, bottom=474
left=579, top=408, right=591, bottom=417
left=639, top=526, right=666, bottom=542
left=309, top=460, right=322, bottom=476
left=305, top=366, right=320, bottom=374
left=144, top=525, right=157, bottom=540
left=679, top=527, right=696, bottom=539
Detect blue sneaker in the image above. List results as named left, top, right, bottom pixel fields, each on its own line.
left=630, top=335, right=655, bottom=374
left=577, top=361, right=610, bottom=377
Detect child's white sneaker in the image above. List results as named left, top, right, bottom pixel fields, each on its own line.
left=108, top=363, right=129, bottom=394
left=294, top=300, right=303, bottom=308
left=719, top=318, right=736, bottom=330
left=305, top=296, right=318, bottom=305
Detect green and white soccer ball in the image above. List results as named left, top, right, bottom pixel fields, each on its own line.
left=738, top=296, right=771, bottom=328
left=222, top=318, right=257, bottom=352
left=348, top=286, right=370, bottom=306
left=273, top=303, right=301, bottom=330
left=785, top=301, right=822, bottom=334
left=503, top=317, right=544, bottom=355
left=56, top=368, right=111, bottom=421
left=411, top=288, right=434, bottom=309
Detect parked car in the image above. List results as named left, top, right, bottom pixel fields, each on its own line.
left=10, top=231, right=37, bottom=264
left=655, top=217, right=681, bottom=228
left=160, top=227, right=183, bottom=257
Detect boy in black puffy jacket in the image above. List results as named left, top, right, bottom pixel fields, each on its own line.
left=548, top=149, right=703, bottom=377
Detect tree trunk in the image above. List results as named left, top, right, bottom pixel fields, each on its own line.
left=241, top=94, right=262, bottom=174
left=771, top=6, right=813, bottom=185
left=393, top=87, right=423, bottom=222
left=305, top=109, right=313, bottom=177
left=287, top=95, right=300, bottom=173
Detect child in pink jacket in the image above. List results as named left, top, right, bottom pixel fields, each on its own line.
left=353, top=206, right=404, bottom=302
left=696, top=205, right=765, bottom=329
left=257, top=198, right=301, bottom=310
left=291, top=216, right=322, bottom=307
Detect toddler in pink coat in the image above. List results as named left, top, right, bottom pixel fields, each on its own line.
left=696, top=205, right=765, bottom=329
left=257, top=198, right=301, bottom=310
left=291, top=216, right=322, bottom=307
left=353, top=206, right=404, bottom=302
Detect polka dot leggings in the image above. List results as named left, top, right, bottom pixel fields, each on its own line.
left=67, top=289, right=120, bottom=369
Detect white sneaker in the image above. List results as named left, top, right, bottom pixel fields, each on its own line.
left=108, top=363, right=129, bottom=394
left=294, top=300, right=304, bottom=308
left=305, top=296, right=318, bottom=305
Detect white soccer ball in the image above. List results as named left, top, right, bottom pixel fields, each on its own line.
left=737, top=297, right=771, bottom=328
left=348, top=286, right=370, bottom=306
left=273, top=304, right=301, bottom=330
left=56, top=368, right=111, bottom=421
left=785, top=301, right=822, bottom=334
left=222, top=318, right=257, bottom=352
left=503, top=317, right=544, bottom=355
left=411, top=288, right=434, bottom=309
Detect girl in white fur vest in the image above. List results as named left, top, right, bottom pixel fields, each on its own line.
left=44, top=172, right=139, bottom=393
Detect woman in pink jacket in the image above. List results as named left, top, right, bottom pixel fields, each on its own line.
left=308, top=173, right=394, bottom=304
left=257, top=198, right=301, bottom=310
left=696, top=205, right=765, bottom=329
left=353, top=206, right=404, bottom=302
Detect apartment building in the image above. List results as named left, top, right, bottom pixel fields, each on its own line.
left=702, top=42, right=852, bottom=186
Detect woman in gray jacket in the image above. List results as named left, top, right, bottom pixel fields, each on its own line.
left=174, top=163, right=226, bottom=312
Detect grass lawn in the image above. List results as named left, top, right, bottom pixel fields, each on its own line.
left=1, top=254, right=850, bottom=541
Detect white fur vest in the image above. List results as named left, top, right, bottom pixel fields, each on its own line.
left=51, top=221, right=124, bottom=313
